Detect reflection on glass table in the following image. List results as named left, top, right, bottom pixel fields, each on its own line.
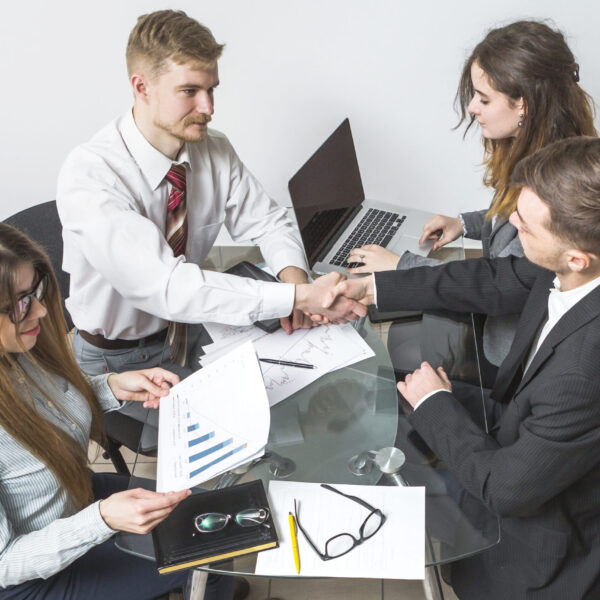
left=115, top=316, right=500, bottom=576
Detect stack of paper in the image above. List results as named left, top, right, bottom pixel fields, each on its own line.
left=199, top=323, right=375, bottom=407
left=156, top=341, right=270, bottom=492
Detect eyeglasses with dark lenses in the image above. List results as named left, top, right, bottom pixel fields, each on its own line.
left=294, top=483, right=386, bottom=561
left=194, top=507, right=270, bottom=533
left=4, top=274, right=49, bottom=324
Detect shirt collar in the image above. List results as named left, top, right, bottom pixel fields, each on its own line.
left=550, top=273, right=600, bottom=314
left=119, top=109, right=191, bottom=191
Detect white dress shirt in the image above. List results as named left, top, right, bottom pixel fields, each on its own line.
left=56, top=110, right=309, bottom=339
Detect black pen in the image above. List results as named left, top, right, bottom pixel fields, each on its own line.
left=259, top=358, right=316, bottom=369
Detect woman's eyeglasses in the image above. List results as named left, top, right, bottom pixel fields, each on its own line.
left=2, top=274, right=48, bottom=324
left=194, top=507, right=270, bottom=533
left=294, top=483, right=386, bottom=560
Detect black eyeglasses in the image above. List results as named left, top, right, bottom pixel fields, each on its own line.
left=294, top=483, right=386, bottom=561
left=2, top=274, right=48, bottom=324
left=194, top=507, right=270, bottom=533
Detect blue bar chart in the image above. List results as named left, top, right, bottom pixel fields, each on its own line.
left=157, top=342, right=271, bottom=492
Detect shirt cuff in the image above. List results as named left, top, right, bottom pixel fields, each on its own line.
left=372, top=274, right=378, bottom=306
left=458, top=213, right=468, bottom=236
left=259, top=281, right=295, bottom=319
left=413, top=388, right=448, bottom=411
left=267, top=252, right=310, bottom=281
left=87, top=500, right=117, bottom=537
left=89, top=373, right=121, bottom=412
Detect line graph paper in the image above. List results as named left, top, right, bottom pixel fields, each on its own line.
left=254, top=323, right=374, bottom=406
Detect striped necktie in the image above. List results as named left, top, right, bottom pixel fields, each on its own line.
left=165, top=163, right=188, bottom=366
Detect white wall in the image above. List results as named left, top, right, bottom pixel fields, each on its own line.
left=1, top=0, right=599, bottom=221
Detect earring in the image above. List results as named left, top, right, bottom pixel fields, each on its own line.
left=518, top=112, right=524, bottom=128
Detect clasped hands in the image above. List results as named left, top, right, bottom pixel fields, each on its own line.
left=296, top=272, right=375, bottom=325
left=293, top=272, right=372, bottom=324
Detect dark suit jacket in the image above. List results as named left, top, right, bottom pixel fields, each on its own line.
left=375, top=257, right=600, bottom=599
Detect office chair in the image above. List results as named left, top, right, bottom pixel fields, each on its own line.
left=3, top=201, right=133, bottom=475
left=4, top=201, right=74, bottom=331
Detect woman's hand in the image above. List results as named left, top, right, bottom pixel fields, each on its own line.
left=107, top=368, right=180, bottom=408
left=99, top=488, right=190, bottom=534
left=346, top=245, right=401, bottom=273
left=419, top=215, right=463, bottom=250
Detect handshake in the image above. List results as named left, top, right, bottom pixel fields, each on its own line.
left=293, top=272, right=376, bottom=324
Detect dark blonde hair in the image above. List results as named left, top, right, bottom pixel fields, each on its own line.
left=511, top=136, right=600, bottom=255
left=126, top=9, right=225, bottom=79
left=0, top=224, right=104, bottom=509
left=455, top=20, right=596, bottom=220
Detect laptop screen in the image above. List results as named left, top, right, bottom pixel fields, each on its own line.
left=288, top=119, right=365, bottom=267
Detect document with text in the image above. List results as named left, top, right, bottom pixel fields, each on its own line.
left=200, top=323, right=375, bottom=407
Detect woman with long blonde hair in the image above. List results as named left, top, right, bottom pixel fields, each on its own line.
left=0, top=224, right=226, bottom=599
left=347, top=20, right=596, bottom=367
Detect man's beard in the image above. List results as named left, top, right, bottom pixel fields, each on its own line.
left=155, top=115, right=212, bottom=144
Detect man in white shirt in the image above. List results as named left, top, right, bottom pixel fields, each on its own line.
left=323, top=136, right=600, bottom=599
left=57, top=10, right=363, bottom=378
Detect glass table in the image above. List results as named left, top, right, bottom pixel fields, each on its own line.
left=115, top=243, right=500, bottom=585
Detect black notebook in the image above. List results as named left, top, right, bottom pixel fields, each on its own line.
left=152, top=480, right=278, bottom=574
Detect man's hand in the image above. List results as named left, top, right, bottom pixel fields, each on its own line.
left=294, top=272, right=368, bottom=324
left=397, top=362, right=452, bottom=408
left=307, top=275, right=375, bottom=325
left=277, top=266, right=316, bottom=334
left=107, top=368, right=180, bottom=408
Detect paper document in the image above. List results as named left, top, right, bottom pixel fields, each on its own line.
left=157, top=342, right=270, bottom=492
left=256, top=481, right=425, bottom=579
left=200, top=323, right=374, bottom=407
left=202, top=322, right=265, bottom=353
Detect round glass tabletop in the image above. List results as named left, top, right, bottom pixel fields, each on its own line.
left=115, top=318, right=500, bottom=575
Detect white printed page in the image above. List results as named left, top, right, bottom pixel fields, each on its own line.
left=256, top=481, right=425, bottom=579
left=157, top=342, right=270, bottom=492
left=254, top=324, right=375, bottom=406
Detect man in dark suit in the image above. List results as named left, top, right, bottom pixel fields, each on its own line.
left=325, top=136, right=600, bottom=599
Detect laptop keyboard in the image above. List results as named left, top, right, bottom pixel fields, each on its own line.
left=330, top=208, right=406, bottom=267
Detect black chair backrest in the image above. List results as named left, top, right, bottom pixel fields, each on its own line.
left=3, top=201, right=73, bottom=330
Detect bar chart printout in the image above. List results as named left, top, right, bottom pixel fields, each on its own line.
left=157, top=341, right=270, bottom=493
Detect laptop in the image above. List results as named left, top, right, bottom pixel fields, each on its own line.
left=289, top=118, right=435, bottom=275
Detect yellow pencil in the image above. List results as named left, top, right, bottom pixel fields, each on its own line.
left=288, top=511, right=300, bottom=574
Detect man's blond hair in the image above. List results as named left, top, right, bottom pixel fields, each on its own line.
left=126, top=10, right=224, bottom=78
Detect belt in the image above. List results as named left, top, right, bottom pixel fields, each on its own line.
left=78, top=328, right=168, bottom=350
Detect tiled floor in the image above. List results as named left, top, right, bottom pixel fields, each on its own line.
left=90, top=319, right=459, bottom=600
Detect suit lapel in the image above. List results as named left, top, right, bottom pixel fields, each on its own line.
left=515, top=284, right=600, bottom=393
left=491, top=272, right=552, bottom=402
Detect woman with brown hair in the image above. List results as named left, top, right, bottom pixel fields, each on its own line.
left=0, top=223, right=227, bottom=599
left=347, top=20, right=596, bottom=367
